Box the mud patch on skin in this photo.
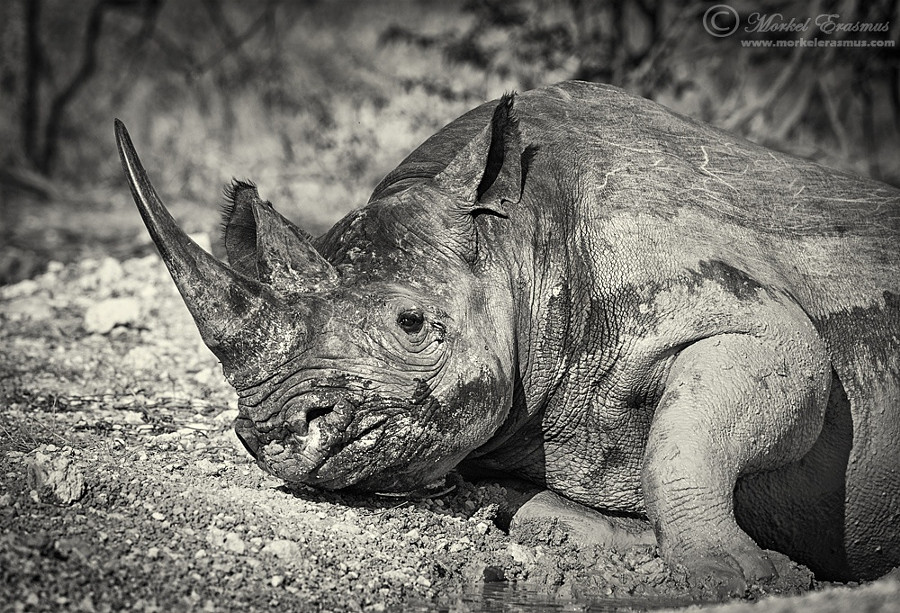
[695,260,767,301]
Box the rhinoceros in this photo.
[115,80,900,590]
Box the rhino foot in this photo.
[672,544,776,598]
[508,489,655,550]
[669,540,814,599]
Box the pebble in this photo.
[415,576,431,588]
[24,447,86,505]
[223,532,246,554]
[403,527,420,540]
[122,346,160,371]
[262,539,302,560]
[207,526,226,547]
[506,542,537,565]
[0,295,54,321]
[1,278,40,299]
[83,297,141,334]
[332,521,362,536]
[213,409,239,425]
[194,459,220,475]
[95,257,125,286]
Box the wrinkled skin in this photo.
[116,81,900,592]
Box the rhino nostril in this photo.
[285,403,335,436]
[306,406,333,424]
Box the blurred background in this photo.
[1,0,898,284]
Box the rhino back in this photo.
[373,80,899,392]
[378,81,898,238]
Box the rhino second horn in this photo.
[223,180,338,293]
[114,119,290,377]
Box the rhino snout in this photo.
[233,392,365,485]
[233,392,356,460]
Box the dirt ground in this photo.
[2,249,900,612]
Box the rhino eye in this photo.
[397,310,425,334]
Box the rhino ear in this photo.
[222,180,260,278]
[435,92,524,213]
[222,181,337,293]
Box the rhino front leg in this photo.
[642,328,831,594]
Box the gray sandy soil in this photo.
[2,253,898,612]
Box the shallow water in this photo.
[410,583,706,612]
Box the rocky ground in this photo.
[2,249,899,612]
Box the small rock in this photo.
[506,542,537,566]
[207,526,226,548]
[224,429,247,455]
[194,367,222,387]
[331,521,362,536]
[122,346,160,371]
[152,512,165,521]
[24,448,85,505]
[0,295,53,321]
[261,539,301,560]
[270,575,285,588]
[83,297,141,334]
[146,547,159,559]
[53,537,90,561]
[213,409,239,425]
[120,411,145,425]
[403,528,421,542]
[194,458,220,476]
[449,538,471,553]
[1,278,40,299]
[223,532,246,554]
[474,522,489,535]
[95,257,125,286]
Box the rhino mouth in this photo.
[234,400,401,489]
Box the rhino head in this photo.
[115,95,527,493]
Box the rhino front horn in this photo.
[114,119,299,385]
